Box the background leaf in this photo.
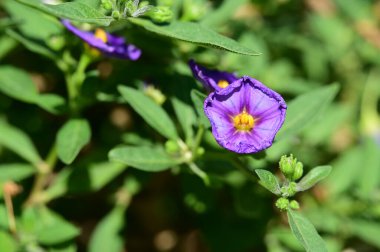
[56,119,91,165]
[118,86,178,140]
[287,209,328,252]
[190,89,210,128]
[171,97,196,145]
[276,84,340,141]
[0,120,41,164]
[109,145,181,172]
[88,206,125,252]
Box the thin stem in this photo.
[25,145,57,206]
[188,162,210,186]
[191,125,204,157]
[3,188,16,234]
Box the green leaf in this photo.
[6,29,58,60]
[89,206,125,252]
[109,145,181,172]
[190,89,210,128]
[0,163,36,182]
[48,243,77,252]
[171,97,196,144]
[0,230,18,252]
[0,35,17,60]
[287,209,328,252]
[44,162,126,201]
[118,86,178,140]
[56,119,91,165]
[323,146,363,196]
[36,94,67,115]
[0,120,42,164]
[15,0,112,26]
[255,169,280,195]
[20,206,80,245]
[3,0,62,40]
[350,219,380,248]
[297,166,332,192]
[356,137,380,199]
[276,84,340,141]
[0,66,39,103]
[128,18,259,56]
[201,0,248,28]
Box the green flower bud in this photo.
[148,6,173,23]
[47,35,65,51]
[279,154,296,178]
[165,140,180,154]
[101,0,113,11]
[112,10,121,19]
[196,147,205,157]
[289,200,300,210]
[292,162,303,181]
[275,197,289,211]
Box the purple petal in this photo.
[189,60,239,92]
[62,20,141,60]
[204,76,287,154]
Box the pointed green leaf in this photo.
[190,89,210,128]
[109,146,181,172]
[0,230,18,252]
[255,169,280,195]
[297,166,332,192]
[129,18,260,56]
[56,119,91,165]
[118,86,178,140]
[36,94,66,115]
[15,0,112,26]
[0,121,42,164]
[287,209,328,252]
[171,97,196,144]
[89,207,125,252]
[350,219,380,248]
[0,66,38,103]
[0,163,36,182]
[36,207,80,245]
[276,84,340,141]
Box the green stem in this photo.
[25,145,57,206]
[188,162,210,186]
[191,125,204,157]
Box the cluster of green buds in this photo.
[255,154,332,212]
[100,0,173,23]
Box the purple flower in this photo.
[204,76,287,154]
[189,60,238,92]
[62,20,141,60]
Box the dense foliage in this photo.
[0,0,380,251]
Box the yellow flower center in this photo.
[217,80,229,88]
[233,110,255,131]
[94,28,108,43]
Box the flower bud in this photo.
[165,140,180,154]
[287,182,297,197]
[101,0,113,11]
[196,147,205,157]
[292,162,303,181]
[289,200,300,210]
[275,197,289,211]
[112,10,121,19]
[148,6,173,23]
[279,154,296,178]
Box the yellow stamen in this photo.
[233,110,255,131]
[94,28,108,43]
[217,80,229,88]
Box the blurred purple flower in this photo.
[62,20,141,60]
[204,76,287,153]
[189,60,238,92]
